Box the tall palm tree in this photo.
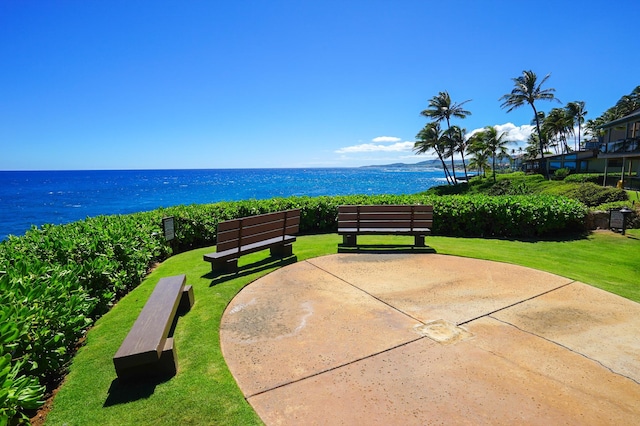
[421,91,472,130]
[499,70,559,170]
[421,91,471,183]
[566,101,587,150]
[414,122,453,185]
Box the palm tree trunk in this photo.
[435,150,453,185]
[531,103,548,178]
[450,156,457,184]
[461,153,469,180]
[492,154,497,182]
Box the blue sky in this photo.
[1,0,638,170]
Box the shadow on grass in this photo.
[104,374,173,407]
[337,244,437,254]
[204,255,298,286]
[456,231,593,244]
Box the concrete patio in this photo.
[220,254,640,425]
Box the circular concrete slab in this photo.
[220,254,640,425]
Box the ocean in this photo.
[0,168,446,240]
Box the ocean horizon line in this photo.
[0,162,444,173]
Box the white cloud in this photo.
[467,123,535,142]
[335,141,414,153]
[371,136,402,143]
[335,136,413,154]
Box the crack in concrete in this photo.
[245,335,427,399]
[457,280,576,326]
[488,315,640,386]
[305,259,427,326]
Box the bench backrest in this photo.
[216,209,301,253]
[338,205,433,231]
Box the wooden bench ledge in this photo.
[113,274,194,380]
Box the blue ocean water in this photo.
[0,168,446,240]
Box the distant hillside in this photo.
[362,159,463,169]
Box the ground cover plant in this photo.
[42,230,640,425]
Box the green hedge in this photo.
[565,172,638,184]
[0,194,587,423]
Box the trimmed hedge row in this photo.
[0,194,587,423]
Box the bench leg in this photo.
[342,234,357,247]
[414,235,425,247]
[212,258,238,273]
[179,285,194,314]
[157,337,178,376]
[270,243,293,258]
[114,338,178,382]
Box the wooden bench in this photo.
[338,205,433,248]
[203,209,300,273]
[113,274,194,381]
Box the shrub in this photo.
[565,173,602,184]
[553,168,571,180]
[544,182,628,207]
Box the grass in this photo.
[44,230,640,425]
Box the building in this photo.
[597,108,640,189]
[521,108,640,189]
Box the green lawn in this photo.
[44,230,640,425]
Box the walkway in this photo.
[220,254,640,425]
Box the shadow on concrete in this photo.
[204,255,298,286]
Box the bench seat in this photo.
[113,274,194,381]
[203,235,296,271]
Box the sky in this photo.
[1,0,639,170]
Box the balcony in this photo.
[599,138,640,155]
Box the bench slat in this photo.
[113,275,186,371]
[338,227,431,235]
[339,205,433,213]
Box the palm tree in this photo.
[482,126,512,182]
[566,101,587,150]
[414,122,453,185]
[421,91,472,183]
[543,107,573,154]
[467,133,490,178]
[421,91,472,130]
[448,126,470,181]
[499,70,559,172]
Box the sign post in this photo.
[162,217,176,241]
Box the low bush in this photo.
[0,193,588,424]
[553,168,571,180]
[564,173,602,184]
[543,182,628,207]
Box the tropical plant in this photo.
[443,126,470,182]
[500,70,560,169]
[467,131,491,178]
[566,101,587,150]
[543,107,574,154]
[420,91,472,183]
[414,122,453,185]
